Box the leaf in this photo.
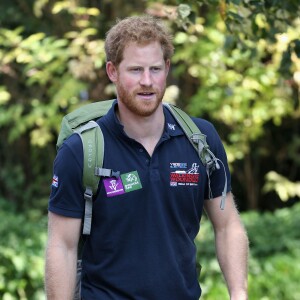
[177,4,191,19]
[219,0,227,20]
[21,32,45,46]
[0,88,11,104]
[81,28,98,37]
[52,0,69,14]
[263,171,300,201]
[87,8,100,16]
[227,11,244,23]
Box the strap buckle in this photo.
[84,187,93,201]
[94,167,120,178]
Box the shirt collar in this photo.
[163,104,185,137]
[99,100,185,139]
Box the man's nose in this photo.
[139,70,152,86]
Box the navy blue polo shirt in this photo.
[49,101,231,300]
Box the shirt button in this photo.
[139,148,143,153]
[146,159,149,165]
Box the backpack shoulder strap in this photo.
[75,120,120,235]
[164,103,227,209]
[164,103,212,167]
[56,100,116,235]
[75,121,104,235]
[56,99,115,149]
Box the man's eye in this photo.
[131,68,142,72]
[152,67,161,72]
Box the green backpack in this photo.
[57,99,227,235]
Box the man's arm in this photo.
[45,212,82,300]
[204,192,249,300]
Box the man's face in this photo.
[107,41,170,117]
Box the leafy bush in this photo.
[0,199,47,300]
[196,203,300,299]
[248,250,300,299]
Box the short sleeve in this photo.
[48,134,85,218]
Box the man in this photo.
[45,15,248,299]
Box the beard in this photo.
[116,81,166,117]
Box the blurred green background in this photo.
[0,0,299,299]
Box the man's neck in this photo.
[117,104,165,156]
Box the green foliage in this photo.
[248,250,300,300]
[263,171,300,202]
[197,203,300,299]
[224,0,300,43]
[0,0,107,208]
[244,203,300,257]
[0,10,104,146]
[173,4,298,153]
[0,199,46,300]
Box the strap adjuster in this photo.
[84,187,93,201]
[95,167,120,178]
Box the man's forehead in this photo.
[121,41,165,64]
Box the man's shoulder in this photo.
[57,133,83,162]
[61,132,82,148]
[190,117,224,150]
[191,117,216,135]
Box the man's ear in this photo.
[165,59,171,76]
[106,61,118,82]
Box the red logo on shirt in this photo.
[170,172,199,183]
[169,163,200,187]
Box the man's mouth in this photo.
[137,92,154,96]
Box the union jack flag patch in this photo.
[52,175,58,188]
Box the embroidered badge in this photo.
[103,177,125,197]
[170,163,200,187]
[170,163,187,169]
[103,171,142,197]
[52,175,58,188]
[121,171,142,192]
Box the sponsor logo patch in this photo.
[121,171,142,193]
[103,177,125,197]
[170,163,187,169]
[170,163,200,187]
[103,171,142,197]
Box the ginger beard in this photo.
[115,79,166,117]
